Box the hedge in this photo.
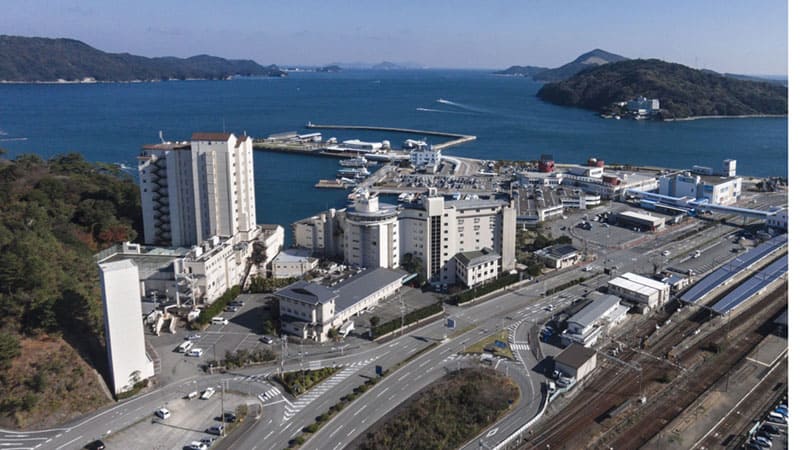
[371,302,443,338]
[544,277,588,296]
[196,286,242,326]
[447,273,518,305]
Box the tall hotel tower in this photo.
[138,133,258,247]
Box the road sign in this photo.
[494,340,507,349]
[445,318,456,329]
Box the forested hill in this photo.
[0,153,142,427]
[536,59,788,119]
[0,35,286,82]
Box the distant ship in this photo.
[337,167,370,178]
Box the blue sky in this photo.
[3,0,788,74]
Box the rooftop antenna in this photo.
[158,130,166,144]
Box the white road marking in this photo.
[487,427,499,437]
[354,405,367,416]
[347,428,356,437]
[376,387,389,398]
[398,373,410,381]
[54,436,83,450]
[330,425,343,437]
[262,430,274,441]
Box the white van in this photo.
[185,390,198,400]
[188,348,204,357]
[176,341,193,353]
[211,317,229,325]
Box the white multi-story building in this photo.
[99,259,155,394]
[272,248,319,279]
[658,173,742,206]
[453,248,501,288]
[292,193,517,286]
[409,144,442,170]
[343,191,400,269]
[138,133,258,247]
[399,195,516,285]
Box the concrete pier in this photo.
[306,123,476,150]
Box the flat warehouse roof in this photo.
[555,344,596,369]
[621,272,668,291]
[609,278,658,297]
[619,211,665,224]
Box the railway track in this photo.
[516,282,787,450]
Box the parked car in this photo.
[211,317,229,325]
[185,390,198,400]
[661,250,671,257]
[200,387,215,400]
[260,336,274,344]
[186,441,209,450]
[185,333,202,341]
[222,411,237,422]
[155,408,171,419]
[206,424,225,435]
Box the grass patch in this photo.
[351,367,519,450]
[464,330,514,360]
[275,367,339,397]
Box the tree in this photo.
[250,241,268,266]
[0,332,21,369]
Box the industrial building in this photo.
[565,293,630,347]
[99,260,155,394]
[554,344,597,382]
[453,248,501,288]
[293,192,516,286]
[612,211,666,232]
[535,244,582,269]
[608,272,670,309]
[276,268,407,342]
[766,208,787,230]
[272,249,319,279]
[138,133,259,247]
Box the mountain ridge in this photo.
[0,35,286,82]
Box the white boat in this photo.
[339,156,369,167]
[338,167,370,178]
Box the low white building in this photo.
[625,96,660,115]
[565,293,630,347]
[608,272,670,309]
[554,344,597,382]
[262,224,285,265]
[276,268,407,342]
[453,248,501,288]
[614,211,666,232]
[766,208,787,230]
[99,259,155,394]
[535,244,582,269]
[272,249,319,279]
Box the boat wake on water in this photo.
[0,137,28,142]
[435,98,492,114]
[415,107,474,115]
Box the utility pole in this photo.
[400,293,406,336]
[220,380,225,437]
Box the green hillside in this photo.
[536,58,788,119]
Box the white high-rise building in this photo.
[99,259,154,394]
[138,133,258,247]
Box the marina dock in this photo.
[305,123,477,151]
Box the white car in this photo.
[211,317,229,325]
[188,348,204,357]
[661,250,671,257]
[187,442,208,450]
[200,387,216,400]
[155,408,170,419]
[582,266,594,272]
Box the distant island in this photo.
[536,58,788,120]
[495,49,627,81]
[0,35,287,83]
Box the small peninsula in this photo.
[0,35,286,82]
[536,58,788,119]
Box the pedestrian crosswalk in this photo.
[509,343,529,351]
[232,372,271,383]
[443,353,479,362]
[258,386,282,403]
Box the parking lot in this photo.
[148,294,276,384]
[104,390,251,450]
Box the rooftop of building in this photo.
[608,277,659,297]
[141,141,191,151]
[275,281,337,306]
[554,343,596,369]
[273,248,316,264]
[618,210,665,222]
[454,248,500,267]
[697,174,741,185]
[568,293,622,329]
[539,243,580,258]
[620,272,669,290]
[332,268,407,315]
[98,258,137,273]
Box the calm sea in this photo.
[0,70,787,243]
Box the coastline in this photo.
[663,114,787,122]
